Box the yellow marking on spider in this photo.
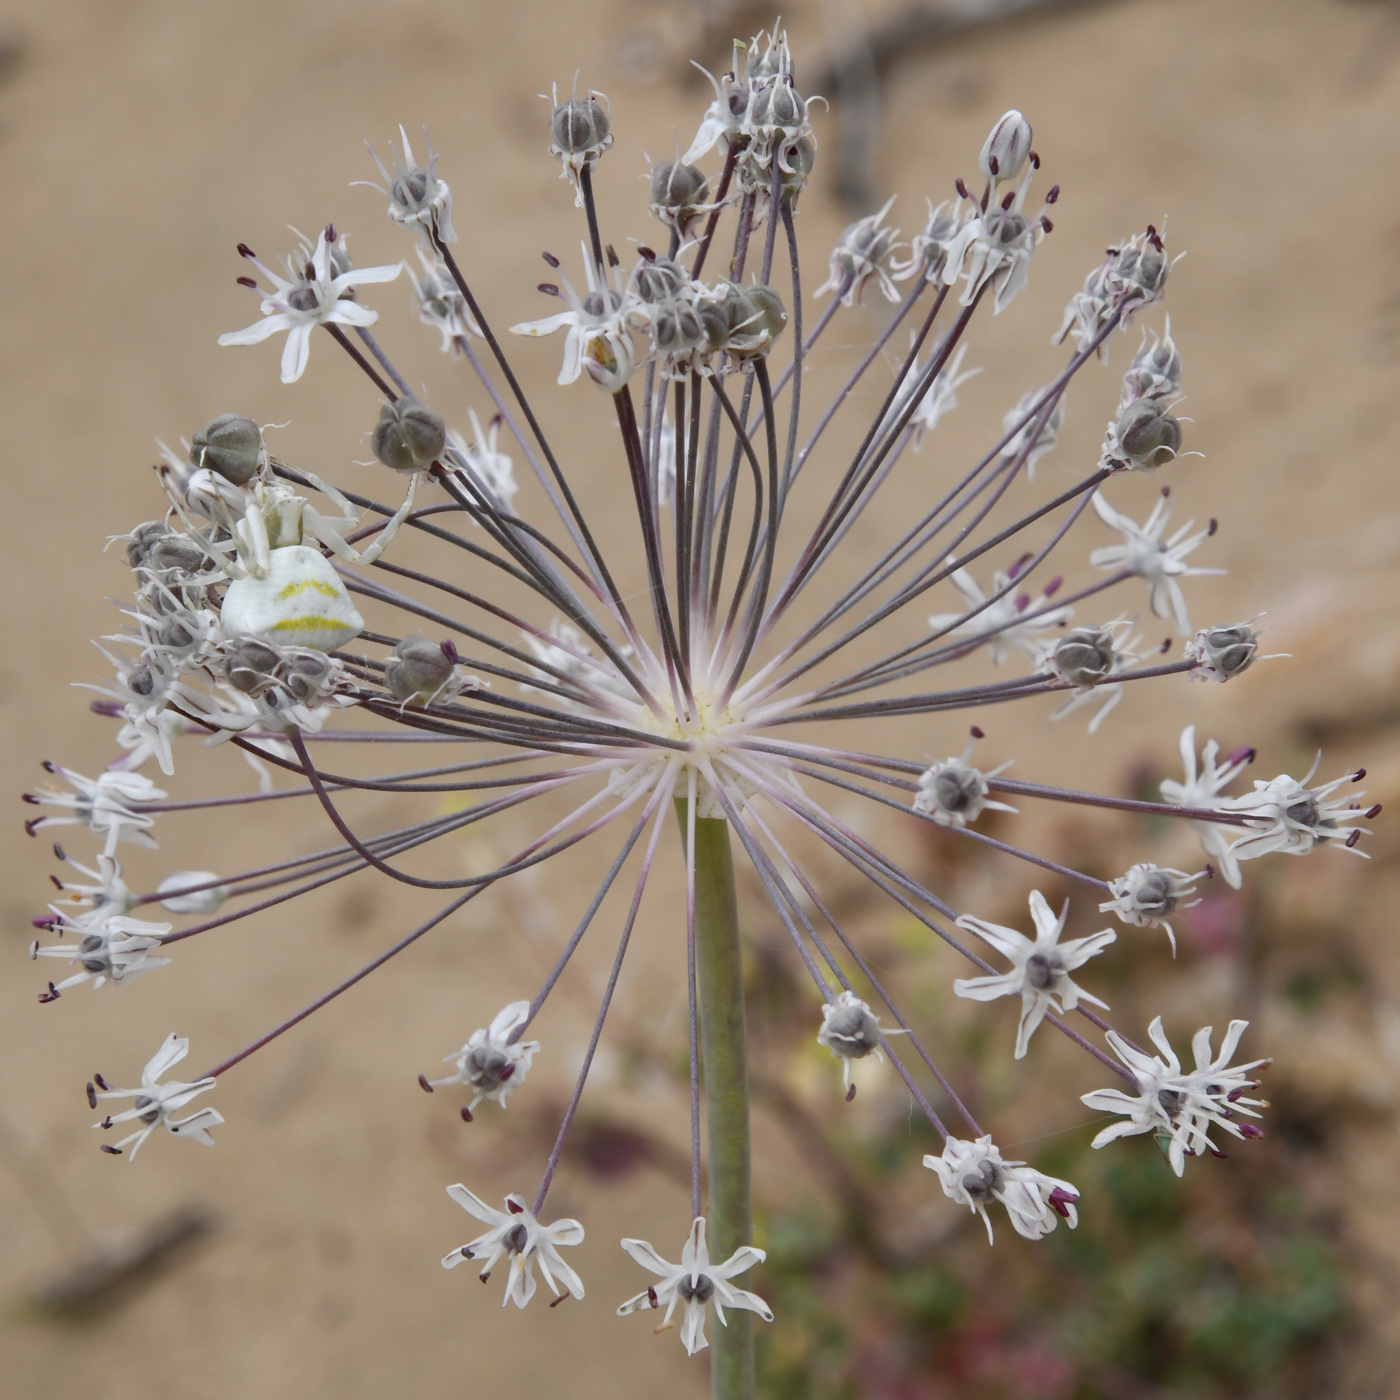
[275,578,340,600]
[268,617,349,634]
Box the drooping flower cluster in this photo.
[26,25,1375,1367]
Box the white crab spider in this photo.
[157,446,421,652]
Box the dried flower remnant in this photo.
[27,26,1374,1376]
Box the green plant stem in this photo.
[683,806,754,1400]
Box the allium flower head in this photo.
[28,50,1374,1365]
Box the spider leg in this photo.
[305,471,420,566]
[153,463,243,578]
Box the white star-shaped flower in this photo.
[954,890,1115,1059]
[927,564,1073,667]
[24,765,165,856]
[1090,490,1221,635]
[1081,1017,1269,1176]
[32,910,171,993]
[617,1216,772,1355]
[446,410,517,515]
[941,160,1049,314]
[885,342,982,449]
[923,1135,1079,1243]
[441,1185,584,1310]
[218,228,403,384]
[424,1000,539,1114]
[91,1033,222,1159]
[1159,726,1254,887]
[1220,762,1371,868]
[1001,388,1065,479]
[510,245,639,393]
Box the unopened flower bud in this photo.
[1050,626,1117,686]
[385,634,457,703]
[372,398,446,473]
[190,413,263,486]
[751,80,805,131]
[979,110,1033,183]
[550,95,610,156]
[1113,399,1181,469]
[224,635,281,693]
[158,872,229,915]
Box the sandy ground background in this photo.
[2,0,1400,1395]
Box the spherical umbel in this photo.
[190,413,263,485]
[371,398,446,474]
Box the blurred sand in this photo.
[2,0,1400,1395]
